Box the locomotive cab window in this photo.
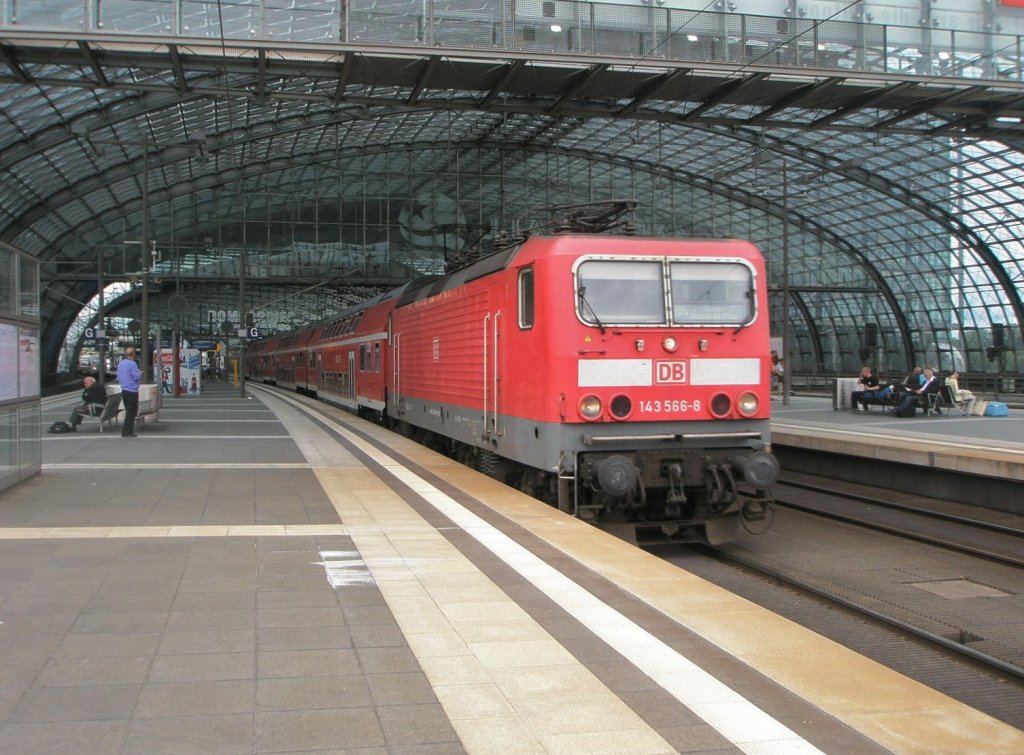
[518,267,534,329]
[576,260,666,325]
[669,262,754,326]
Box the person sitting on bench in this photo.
[902,366,924,391]
[851,366,880,412]
[945,371,976,415]
[69,376,107,431]
[892,367,937,417]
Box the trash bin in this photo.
[833,377,858,410]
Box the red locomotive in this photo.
[247,204,778,544]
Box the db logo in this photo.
[655,360,687,384]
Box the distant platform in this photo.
[770,396,1024,513]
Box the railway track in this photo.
[694,475,1024,690]
[708,542,1024,683]
[655,471,1024,725]
[774,476,1024,569]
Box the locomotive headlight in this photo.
[737,392,759,416]
[662,336,678,353]
[579,394,602,420]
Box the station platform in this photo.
[770,396,1024,512]
[2,384,1023,753]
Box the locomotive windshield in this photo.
[576,261,666,325]
[670,262,753,325]
[576,258,754,327]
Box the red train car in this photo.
[246,335,280,384]
[301,288,404,412]
[250,228,778,544]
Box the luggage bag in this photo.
[984,401,1008,417]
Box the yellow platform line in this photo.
[0,524,348,539]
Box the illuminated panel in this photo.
[578,359,652,387]
[689,358,760,385]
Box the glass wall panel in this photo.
[0,322,15,402]
[0,253,12,313]
[0,407,15,491]
[0,242,41,494]
[19,325,40,398]
[19,255,39,318]
[18,403,40,480]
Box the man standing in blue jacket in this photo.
[116,346,142,438]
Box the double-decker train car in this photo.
[245,335,280,384]
[299,288,403,411]
[248,223,778,544]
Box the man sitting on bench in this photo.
[851,366,880,412]
[892,367,937,417]
[68,376,107,431]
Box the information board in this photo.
[18,327,39,398]
[0,323,16,401]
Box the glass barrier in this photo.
[1,1,1020,83]
[0,242,41,494]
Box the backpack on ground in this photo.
[895,402,917,418]
[47,421,72,434]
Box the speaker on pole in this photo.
[864,322,878,348]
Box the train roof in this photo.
[394,234,762,308]
[247,233,762,349]
[396,244,523,307]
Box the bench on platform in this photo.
[861,385,942,416]
[860,391,898,412]
[112,383,161,432]
[81,393,123,432]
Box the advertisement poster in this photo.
[19,327,39,398]
[155,348,202,397]
[0,323,16,401]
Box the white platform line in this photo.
[44,435,292,441]
[49,463,314,470]
[143,418,279,422]
[317,420,823,754]
[389,463,821,752]
[315,550,376,587]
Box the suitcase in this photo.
[984,401,1008,417]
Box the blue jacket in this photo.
[117,356,142,392]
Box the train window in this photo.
[669,262,754,325]
[576,260,665,325]
[518,267,534,329]
[374,342,381,373]
[359,344,367,371]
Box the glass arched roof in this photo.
[1,2,1023,380]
